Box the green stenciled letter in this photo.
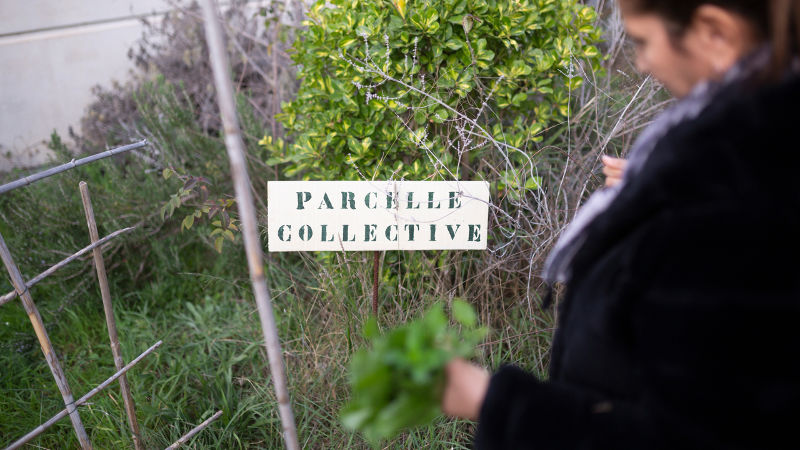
[446,224,461,240]
[427,192,441,209]
[364,192,378,209]
[448,192,462,209]
[429,224,437,241]
[277,225,291,241]
[468,224,481,242]
[404,224,420,241]
[342,224,356,242]
[321,224,335,242]
[386,192,397,209]
[341,192,356,209]
[297,192,312,210]
[298,225,313,241]
[318,193,334,209]
[385,224,398,241]
[407,192,421,209]
[364,224,378,241]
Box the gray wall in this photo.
[0,1,176,170]
[0,0,268,171]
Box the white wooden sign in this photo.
[267,181,490,252]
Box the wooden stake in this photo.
[79,182,143,450]
[0,231,93,449]
[4,340,162,450]
[198,2,300,449]
[372,251,380,316]
[164,410,224,450]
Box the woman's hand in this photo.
[442,358,490,421]
[601,155,628,187]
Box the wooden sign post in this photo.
[267,181,490,314]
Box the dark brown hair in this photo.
[621,0,800,76]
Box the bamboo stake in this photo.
[0,226,136,307]
[4,340,162,450]
[198,1,300,449]
[0,231,93,449]
[79,182,143,450]
[164,410,224,449]
[0,140,147,195]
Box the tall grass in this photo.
[0,1,668,448]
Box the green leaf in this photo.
[214,236,224,253]
[424,7,440,31]
[364,317,381,339]
[451,299,477,327]
[444,39,463,50]
[392,0,407,19]
[525,176,542,190]
[361,137,372,153]
[340,407,372,431]
[181,214,194,231]
[567,76,583,90]
[347,135,361,152]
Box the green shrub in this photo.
[274,0,604,181]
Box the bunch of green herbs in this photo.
[341,300,487,443]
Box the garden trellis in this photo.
[0,142,221,449]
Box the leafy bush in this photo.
[275,0,604,181]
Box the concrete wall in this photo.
[0,0,267,171]
[0,0,176,170]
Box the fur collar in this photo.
[544,48,798,288]
[564,72,800,288]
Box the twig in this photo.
[0,227,136,307]
[79,182,143,450]
[0,140,147,195]
[372,251,380,316]
[0,231,93,449]
[198,2,300,449]
[4,341,163,450]
[164,410,224,449]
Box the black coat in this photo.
[475,74,800,449]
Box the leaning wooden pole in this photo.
[0,140,147,195]
[164,410,224,450]
[79,182,143,450]
[0,231,93,449]
[198,1,300,449]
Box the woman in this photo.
[443,1,800,449]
